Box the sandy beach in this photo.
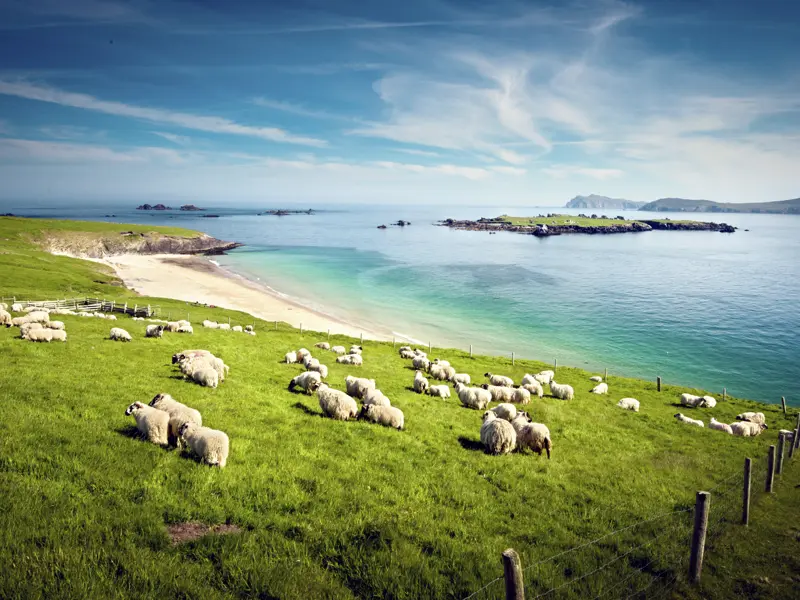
[90,253,391,340]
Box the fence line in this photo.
[11,296,155,318]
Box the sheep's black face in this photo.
[125,404,136,416]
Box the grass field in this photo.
[497,214,635,227]
[1,217,797,599]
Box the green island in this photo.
[1,217,797,599]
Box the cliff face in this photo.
[566,195,646,209]
[42,232,242,258]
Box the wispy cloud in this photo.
[0,138,186,163]
[395,148,441,157]
[0,80,327,147]
[252,97,359,122]
[150,131,191,145]
[276,63,389,75]
[542,165,624,180]
[0,0,151,30]
[0,119,11,135]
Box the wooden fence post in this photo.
[776,435,785,475]
[511,352,515,366]
[689,491,710,583]
[781,396,787,418]
[428,341,432,354]
[723,388,727,401]
[766,445,776,493]
[300,322,303,335]
[275,320,278,330]
[328,329,331,340]
[742,457,751,525]
[604,367,608,381]
[360,333,364,345]
[502,548,524,600]
[657,376,662,392]
[790,431,797,459]
[554,358,557,372]
[794,413,800,451]
[469,344,473,358]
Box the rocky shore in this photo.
[438,217,736,236]
[44,232,242,258]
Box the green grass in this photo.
[498,214,633,227]
[1,217,798,599]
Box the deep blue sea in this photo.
[3,201,798,405]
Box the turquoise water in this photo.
[5,202,799,405]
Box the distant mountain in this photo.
[565,194,646,210]
[640,197,800,214]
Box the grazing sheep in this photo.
[736,412,767,426]
[412,356,431,371]
[430,364,456,381]
[177,324,193,334]
[427,384,451,399]
[591,383,609,394]
[178,354,229,382]
[590,376,603,383]
[521,381,544,398]
[398,345,411,352]
[520,374,538,386]
[730,421,766,437]
[303,356,321,370]
[296,348,312,361]
[165,321,181,332]
[490,403,517,421]
[46,320,65,330]
[549,380,574,401]
[485,373,514,387]
[285,351,298,364]
[172,349,212,364]
[413,370,429,394]
[23,327,54,342]
[25,311,49,324]
[19,322,43,338]
[617,398,640,412]
[336,353,363,366]
[413,349,427,358]
[232,325,243,332]
[534,370,555,385]
[316,383,359,421]
[480,412,517,455]
[49,330,67,342]
[709,418,733,434]
[244,325,254,333]
[106,314,117,321]
[399,349,416,359]
[218,323,231,331]
[190,366,219,388]
[349,345,362,355]
[203,320,219,329]
[432,358,451,368]
[331,345,346,355]
[510,415,552,458]
[145,324,165,338]
[315,342,331,350]
[289,370,322,395]
[109,327,132,342]
[680,393,715,408]
[307,363,329,379]
[345,375,376,399]
[452,373,471,385]
[512,387,531,405]
[360,404,404,430]
[362,388,392,407]
[674,413,704,427]
[125,401,169,445]
[178,422,229,468]
[454,382,491,411]
[482,384,515,403]
[149,393,202,446]
[0,309,11,327]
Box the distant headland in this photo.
[136,204,206,211]
[258,209,315,216]
[566,194,800,214]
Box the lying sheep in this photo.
[549,380,574,401]
[331,345,346,355]
[24,327,55,342]
[149,393,202,446]
[0,309,11,327]
[511,414,552,458]
[218,323,231,331]
[534,370,555,385]
[172,349,212,364]
[285,351,298,364]
[399,349,416,359]
[244,325,254,333]
[345,375,376,399]
[730,421,766,437]
[363,388,392,407]
[244,330,256,336]
[590,376,603,383]
[296,348,312,361]
[490,403,517,422]
[452,373,471,385]
[125,401,169,445]
[413,370,429,394]
[427,384,450,399]
[709,418,733,434]
[617,398,640,412]
[178,422,229,468]
[315,342,331,350]
[349,345,362,355]
[203,320,219,329]
[191,367,219,388]
[316,383,359,421]
[412,356,430,371]
[336,353,363,366]
[360,404,404,430]
[109,327,132,342]
[455,382,491,411]
[736,412,767,426]
[521,381,543,398]
[485,373,514,387]
[430,364,455,381]
[289,371,322,395]
[591,383,608,394]
[482,384,515,403]
[307,363,329,379]
[46,320,65,330]
[177,324,193,334]
[674,413,704,427]
[145,324,165,338]
[232,325,243,332]
[680,393,716,408]
[49,330,67,342]
[480,412,517,455]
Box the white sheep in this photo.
[336,353,363,366]
[106,314,117,321]
[413,370,429,394]
[736,412,767,426]
[432,358,451,368]
[23,327,54,342]
[177,324,193,334]
[303,356,321,370]
[674,413,704,427]
[413,356,431,371]
[413,349,427,357]
[482,384,515,403]
[549,380,574,401]
[285,351,298,364]
[316,383,359,421]
[203,320,219,329]
[315,342,331,350]
[345,375,376,399]
[452,373,471,385]
[709,418,733,434]
[296,348,312,361]
[19,322,43,337]
[521,382,543,399]
[730,421,766,437]
[480,411,517,455]
[430,364,455,381]
[617,398,640,412]
[171,349,212,364]
[218,323,231,331]
[232,325,243,332]
[534,370,555,385]
[145,324,165,338]
[512,387,531,405]
[490,403,517,421]
[178,422,229,467]
[244,330,256,336]
[680,393,716,408]
[307,363,329,379]
[399,349,416,359]
[244,325,254,333]
[49,330,67,342]
[510,414,552,458]
[591,383,609,394]
[331,345,346,355]
[362,388,392,407]
[125,401,169,445]
[0,309,11,327]
[191,367,219,388]
[427,384,451,399]
[25,311,49,324]
[454,382,491,411]
[590,376,603,383]
[46,320,65,330]
[485,373,514,387]
[349,345,362,355]
[360,403,404,430]
[149,393,202,446]
[289,371,322,395]
[0,302,6,310]
[398,345,411,352]
[11,303,23,312]
[178,354,229,382]
[109,327,132,342]
[701,396,717,408]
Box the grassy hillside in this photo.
[640,197,800,213]
[497,214,637,227]
[1,218,798,599]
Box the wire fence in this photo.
[4,296,159,318]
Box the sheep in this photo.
[591,383,609,394]
[172,349,212,364]
[510,415,552,458]
[590,376,603,383]
[349,345,362,355]
[512,387,531,405]
[11,303,23,312]
[432,358,451,368]
[25,311,49,324]
[345,375,376,399]
[46,320,65,330]
[730,421,766,437]
[674,413,704,427]
[244,325,254,333]
[178,354,228,385]
[289,370,322,395]
[362,388,392,407]
[165,321,181,332]
[427,384,451,399]
[0,309,11,327]
[430,364,456,381]
[709,418,733,434]
[244,330,256,336]
[331,345,346,355]
[203,320,219,329]
[0,302,6,310]
[398,345,411,352]
[412,356,431,371]
[177,324,193,334]
[680,393,715,408]
[316,383,359,421]
[19,322,43,338]
[520,374,538,386]
[296,348,312,361]
[191,366,219,388]
[454,382,491,411]
[285,351,298,364]
[534,370,555,385]
[232,325,243,332]
[480,411,517,455]
[521,381,544,398]
[307,363,329,379]
[549,380,574,401]
[218,323,231,331]
[23,328,54,342]
[399,349,416,359]
[178,422,229,467]
[360,404,404,430]
[413,370,429,394]
[413,349,427,357]
[617,398,640,412]
[482,384,515,403]
[490,403,517,421]
[149,393,202,446]
[106,314,117,321]
[736,412,767,426]
[49,330,67,342]
[125,401,169,445]
[336,353,363,366]
[315,342,331,350]
[701,396,717,408]
[145,324,165,338]
[452,373,471,385]
[485,373,514,387]
[109,327,132,342]
[303,356,321,370]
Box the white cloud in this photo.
[0,138,187,164]
[0,80,327,147]
[151,131,191,145]
[395,148,441,157]
[252,97,358,122]
[542,165,624,180]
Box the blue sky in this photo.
[0,0,798,205]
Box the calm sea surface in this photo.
[3,201,799,405]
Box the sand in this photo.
[89,254,390,340]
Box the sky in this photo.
[0,0,799,205]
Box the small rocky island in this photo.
[179,204,205,211]
[377,220,412,229]
[136,203,172,211]
[439,214,736,237]
[259,209,315,216]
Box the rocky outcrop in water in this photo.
[439,218,736,236]
[180,204,205,211]
[259,209,315,216]
[136,203,172,211]
[43,232,242,258]
[639,220,736,233]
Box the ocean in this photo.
[3,201,798,405]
